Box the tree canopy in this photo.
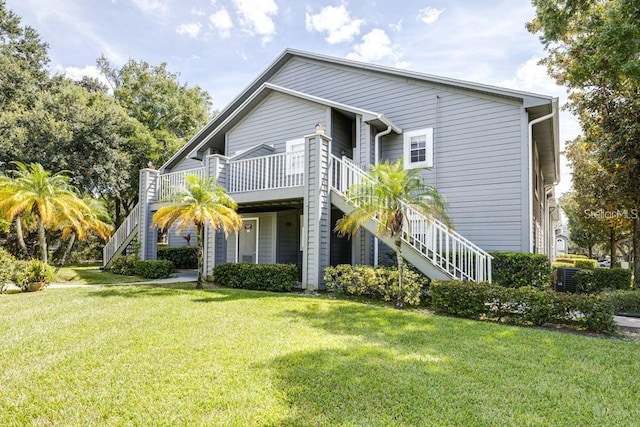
[529,0,640,284]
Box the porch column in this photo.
[138,168,159,260]
[302,132,332,290]
[203,154,228,277]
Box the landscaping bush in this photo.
[490,252,551,288]
[133,260,174,279]
[213,263,298,292]
[551,261,574,269]
[430,280,617,333]
[324,264,428,306]
[574,259,597,270]
[605,290,640,315]
[554,257,576,265]
[11,260,56,292]
[575,268,632,293]
[0,248,16,293]
[108,254,138,276]
[562,254,589,259]
[157,246,197,269]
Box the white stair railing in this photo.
[103,203,140,267]
[330,155,492,283]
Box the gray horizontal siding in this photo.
[227,91,327,155]
[170,157,202,173]
[270,57,526,252]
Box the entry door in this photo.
[238,218,258,263]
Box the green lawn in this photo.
[55,264,146,285]
[1,284,638,426]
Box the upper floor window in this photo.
[403,128,433,169]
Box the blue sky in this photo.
[7,0,578,193]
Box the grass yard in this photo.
[55,264,146,285]
[1,284,639,426]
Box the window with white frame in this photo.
[286,138,305,175]
[403,128,433,169]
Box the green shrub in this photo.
[430,280,617,334]
[157,246,197,269]
[605,290,640,314]
[324,264,428,306]
[213,263,298,292]
[551,261,574,269]
[490,252,551,289]
[0,248,16,293]
[555,258,576,265]
[12,260,56,292]
[108,255,138,276]
[575,268,632,293]
[562,254,589,259]
[574,259,597,270]
[133,260,174,279]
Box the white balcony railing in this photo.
[226,151,304,193]
[103,203,139,267]
[157,168,206,201]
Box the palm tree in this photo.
[152,174,242,288]
[335,160,449,308]
[56,196,113,268]
[0,162,91,264]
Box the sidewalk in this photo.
[46,269,198,289]
[614,315,640,329]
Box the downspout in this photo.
[373,124,394,266]
[527,100,557,253]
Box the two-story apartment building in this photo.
[104,48,560,289]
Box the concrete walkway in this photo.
[46,269,198,289]
[614,315,640,329]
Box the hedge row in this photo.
[157,246,198,269]
[554,257,597,270]
[212,263,298,292]
[108,255,174,279]
[574,268,632,293]
[490,252,551,289]
[430,280,617,334]
[324,264,429,306]
[606,290,640,315]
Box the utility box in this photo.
[554,267,581,293]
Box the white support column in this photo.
[203,154,228,277]
[138,168,159,260]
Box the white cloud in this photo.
[389,19,403,32]
[59,65,111,90]
[305,4,363,44]
[130,0,168,15]
[210,8,233,39]
[176,22,202,38]
[500,57,561,95]
[191,7,205,16]
[417,6,444,24]
[347,28,408,68]
[232,0,278,44]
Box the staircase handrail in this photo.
[329,155,492,283]
[103,203,140,267]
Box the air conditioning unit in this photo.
[554,267,581,293]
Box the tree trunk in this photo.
[115,198,122,228]
[634,215,640,289]
[588,245,593,259]
[609,228,617,269]
[14,216,29,257]
[196,223,204,289]
[57,233,76,272]
[37,215,47,264]
[395,237,405,309]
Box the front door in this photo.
[238,218,258,263]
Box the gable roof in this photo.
[163,48,557,172]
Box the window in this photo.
[286,138,305,175]
[403,128,433,169]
